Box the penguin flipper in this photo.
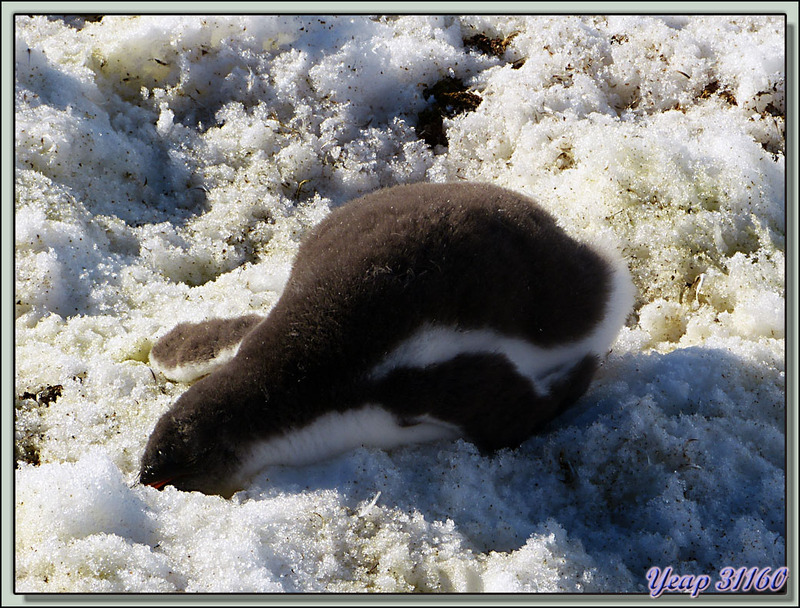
[150,314,264,383]
[369,352,598,452]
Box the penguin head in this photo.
[139,386,246,497]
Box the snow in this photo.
[12,14,787,595]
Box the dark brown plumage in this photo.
[140,182,631,495]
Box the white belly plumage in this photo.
[237,406,461,481]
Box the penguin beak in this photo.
[147,477,175,490]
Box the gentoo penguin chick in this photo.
[140,182,634,496]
